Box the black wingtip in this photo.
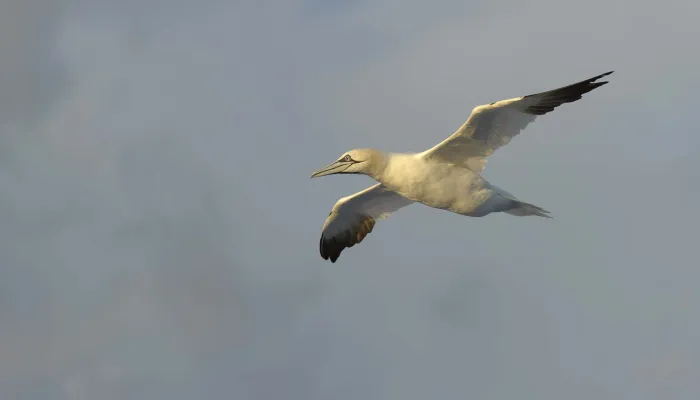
[521,70,614,115]
[590,81,609,90]
[319,235,344,263]
[319,236,329,261]
[590,71,614,83]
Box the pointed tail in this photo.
[504,200,553,218]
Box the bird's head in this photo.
[311,148,384,179]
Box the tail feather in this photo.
[504,200,552,218]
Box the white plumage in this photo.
[312,71,613,262]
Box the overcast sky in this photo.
[2,0,700,399]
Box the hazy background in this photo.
[2,0,699,399]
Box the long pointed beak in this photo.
[310,161,351,179]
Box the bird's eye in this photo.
[343,155,351,161]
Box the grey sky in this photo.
[1,0,699,399]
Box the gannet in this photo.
[312,71,613,262]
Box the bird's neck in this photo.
[370,152,418,185]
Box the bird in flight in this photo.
[311,71,613,262]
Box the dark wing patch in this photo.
[320,215,376,263]
[522,71,613,115]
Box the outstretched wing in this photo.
[422,71,613,172]
[319,184,413,263]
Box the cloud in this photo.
[2,0,700,399]
[0,2,248,398]
[0,0,67,127]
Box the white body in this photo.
[376,153,501,217]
